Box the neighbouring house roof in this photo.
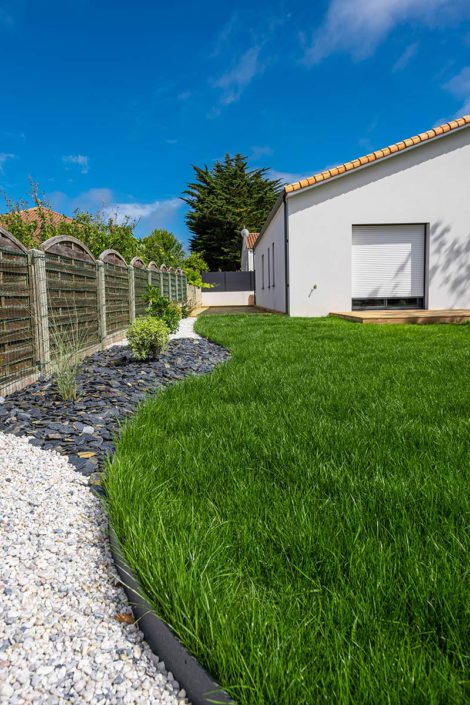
[246,232,260,249]
[284,115,470,194]
[1,206,74,228]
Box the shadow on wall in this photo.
[428,221,470,305]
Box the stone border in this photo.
[109,524,235,705]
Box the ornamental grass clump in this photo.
[127,317,169,360]
[48,312,91,401]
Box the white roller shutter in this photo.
[352,224,425,298]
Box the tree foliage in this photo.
[140,228,185,268]
[183,252,210,288]
[1,181,210,286]
[183,154,281,270]
[1,182,141,261]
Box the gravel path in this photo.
[170,318,200,340]
[0,432,188,705]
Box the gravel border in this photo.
[0,318,231,704]
[0,432,188,704]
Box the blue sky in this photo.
[1,0,469,249]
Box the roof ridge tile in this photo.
[284,114,470,194]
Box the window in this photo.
[272,243,275,287]
[261,254,265,289]
[352,297,424,310]
[267,248,271,288]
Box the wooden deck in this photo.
[329,309,470,325]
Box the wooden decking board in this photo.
[329,309,470,325]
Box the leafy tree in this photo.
[68,211,141,261]
[183,154,281,270]
[182,252,210,288]
[140,228,185,268]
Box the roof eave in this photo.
[284,119,470,199]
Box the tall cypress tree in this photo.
[183,154,281,270]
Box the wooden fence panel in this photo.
[45,252,99,351]
[134,267,148,316]
[161,271,170,299]
[0,248,36,387]
[104,262,130,334]
[169,272,177,301]
[180,275,188,302]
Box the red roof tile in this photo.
[246,232,260,249]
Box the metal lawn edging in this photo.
[108,523,235,705]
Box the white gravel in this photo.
[169,317,200,340]
[0,432,189,705]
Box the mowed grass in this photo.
[106,315,470,704]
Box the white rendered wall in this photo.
[241,242,254,271]
[254,202,286,312]
[286,127,470,316]
[201,290,254,306]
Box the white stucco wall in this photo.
[240,246,254,271]
[201,290,254,306]
[254,201,286,312]
[286,126,470,316]
[241,242,254,271]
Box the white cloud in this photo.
[213,46,263,106]
[302,0,468,64]
[48,188,183,236]
[0,152,15,173]
[268,169,307,184]
[444,66,470,116]
[101,197,182,225]
[392,42,418,72]
[210,12,240,58]
[63,154,90,174]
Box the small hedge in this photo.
[143,286,182,332]
[127,317,169,360]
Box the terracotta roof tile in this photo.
[284,114,470,194]
[246,232,260,249]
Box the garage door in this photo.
[352,224,425,303]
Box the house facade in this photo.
[254,115,470,316]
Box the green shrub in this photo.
[143,286,182,332]
[127,317,169,360]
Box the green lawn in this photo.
[106,315,470,705]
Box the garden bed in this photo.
[0,337,229,481]
[106,315,470,705]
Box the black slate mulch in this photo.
[0,339,229,481]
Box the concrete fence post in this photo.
[128,266,136,323]
[96,260,107,346]
[30,249,50,371]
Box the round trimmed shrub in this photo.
[127,317,169,360]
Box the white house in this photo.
[240,230,260,271]
[254,115,470,316]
